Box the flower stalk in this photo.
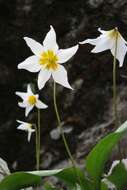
[53,82,76,167]
[112,28,122,160]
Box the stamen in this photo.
[39,50,58,70]
[28,95,36,105]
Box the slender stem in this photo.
[113,29,118,129]
[53,82,76,167]
[37,109,41,170]
[113,28,122,160]
[34,124,39,170]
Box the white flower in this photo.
[80,27,127,67]
[16,84,48,117]
[18,25,79,89]
[17,120,35,142]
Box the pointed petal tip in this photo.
[79,40,89,45]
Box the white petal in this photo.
[27,84,33,95]
[80,34,114,53]
[91,35,114,53]
[36,100,48,109]
[27,129,35,142]
[18,102,27,108]
[38,69,51,90]
[17,120,25,124]
[16,92,27,100]
[57,45,79,64]
[18,56,41,73]
[43,25,58,51]
[52,65,73,89]
[25,105,34,117]
[111,34,127,67]
[24,37,44,56]
[17,124,27,131]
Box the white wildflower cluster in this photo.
[15,25,127,142]
[16,25,79,141]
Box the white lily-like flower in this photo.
[18,25,79,89]
[16,84,48,117]
[80,27,127,67]
[17,120,35,142]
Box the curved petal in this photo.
[24,37,44,57]
[27,129,35,142]
[57,45,79,64]
[52,65,73,89]
[18,102,27,108]
[36,100,48,109]
[111,35,127,67]
[27,84,33,95]
[38,69,51,90]
[43,25,58,51]
[15,92,27,100]
[18,56,41,73]
[91,35,114,53]
[25,105,34,117]
[17,124,26,130]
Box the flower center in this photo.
[108,28,119,39]
[28,95,36,105]
[27,124,32,129]
[39,50,58,70]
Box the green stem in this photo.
[53,82,83,189]
[53,82,76,167]
[37,109,41,170]
[113,28,122,160]
[113,29,118,129]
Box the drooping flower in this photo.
[80,27,127,67]
[16,84,48,117]
[17,120,35,142]
[18,25,79,89]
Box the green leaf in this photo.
[86,120,127,190]
[31,167,94,190]
[107,161,127,190]
[0,172,41,190]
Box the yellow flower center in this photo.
[108,28,119,39]
[28,95,36,105]
[39,50,58,70]
[27,124,32,129]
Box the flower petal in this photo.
[18,102,27,108]
[25,105,34,117]
[57,45,79,64]
[111,34,127,67]
[27,84,33,95]
[38,69,51,90]
[24,37,44,56]
[16,92,27,100]
[36,100,48,109]
[28,129,35,142]
[80,34,114,53]
[52,65,73,89]
[17,124,27,130]
[18,55,41,73]
[43,25,58,51]
[91,35,114,53]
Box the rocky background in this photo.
[0,0,127,175]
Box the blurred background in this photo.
[0,0,127,173]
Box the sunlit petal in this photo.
[52,65,73,89]
[57,45,79,63]
[25,105,34,117]
[43,25,58,51]
[36,100,48,109]
[18,56,41,72]
[24,37,44,56]
[38,69,51,90]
